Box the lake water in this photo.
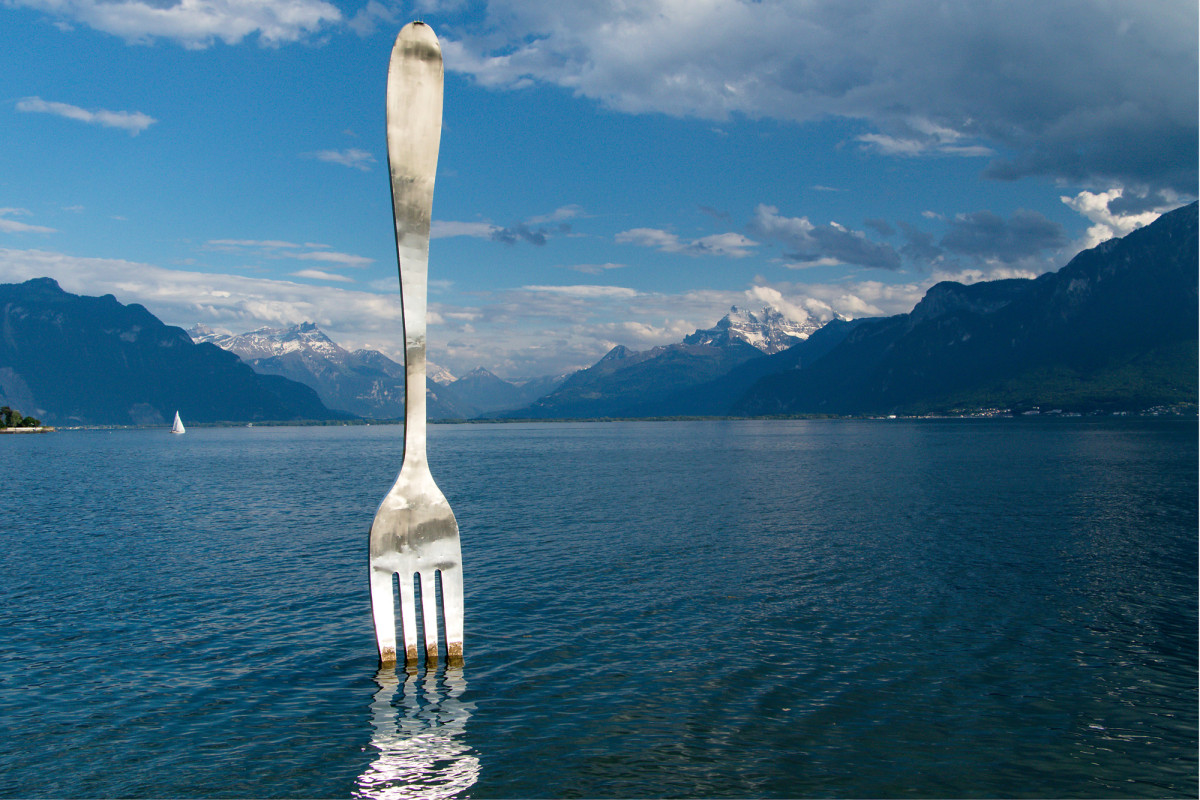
[1,419,1195,798]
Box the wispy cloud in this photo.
[309,148,376,172]
[0,209,57,234]
[561,262,626,275]
[520,284,639,299]
[616,228,758,258]
[526,205,586,224]
[16,97,156,136]
[856,118,994,158]
[207,238,303,249]
[10,0,342,47]
[293,250,373,267]
[291,268,354,283]
[751,205,901,270]
[204,238,371,267]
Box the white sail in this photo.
[171,411,186,434]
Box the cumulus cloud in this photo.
[0,209,57,234]
[16,97,156,135]
[309,148,376,171]
[750,205,902,270]
[616,228,758,258]
[441,0,1196,194]
[1061,189,1176,249]
[11,0,342,47]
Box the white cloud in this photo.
[856,117,995,158]
[293,250,373,267]
[16,96,156,135]
[310,148,376,171]
[12,0,342,47]
[204,238,372,266]
[527,205,586,224]
[0,209,57,234]
[745,285,816,325]
[291,269,354,283]
[1060,189,1171,249]
[615,228,758,258]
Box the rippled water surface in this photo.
[1,419,1195,798]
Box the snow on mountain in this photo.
[682,306,818,354]
[427,362,457,385]
[190,322,343,361]
[188,322,523,418]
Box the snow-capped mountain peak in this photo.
[682,305,818,354]
[193,322,345,360]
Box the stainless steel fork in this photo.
[369,21,463,667]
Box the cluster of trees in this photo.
[1,406,41,428]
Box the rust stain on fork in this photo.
[370,21,464,668]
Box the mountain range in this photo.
[734,201,1197,416]
[3,203,1193,425]
[0,278,347,425]
[499,305,818,418]
[190,323,564,419]
[499,201,1197,418]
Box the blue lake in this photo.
[1,419,1196,798]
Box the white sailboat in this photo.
[170,411,186,434]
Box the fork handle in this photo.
[386,22,443,463]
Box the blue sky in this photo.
[2,0,1195,378]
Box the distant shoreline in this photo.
[0,427,55,434]
[39,405,1199,432]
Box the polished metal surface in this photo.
[370,21,464,667]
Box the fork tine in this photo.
[369,567,399,665]
[439,566,464,663]
[419,571,440,662]
[398,572,420,665]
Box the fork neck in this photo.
[398,240,429,465]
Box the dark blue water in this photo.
[1,419,1195,798]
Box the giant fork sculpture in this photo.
[369,21,464,667]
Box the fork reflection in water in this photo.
[354,665,478,799]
